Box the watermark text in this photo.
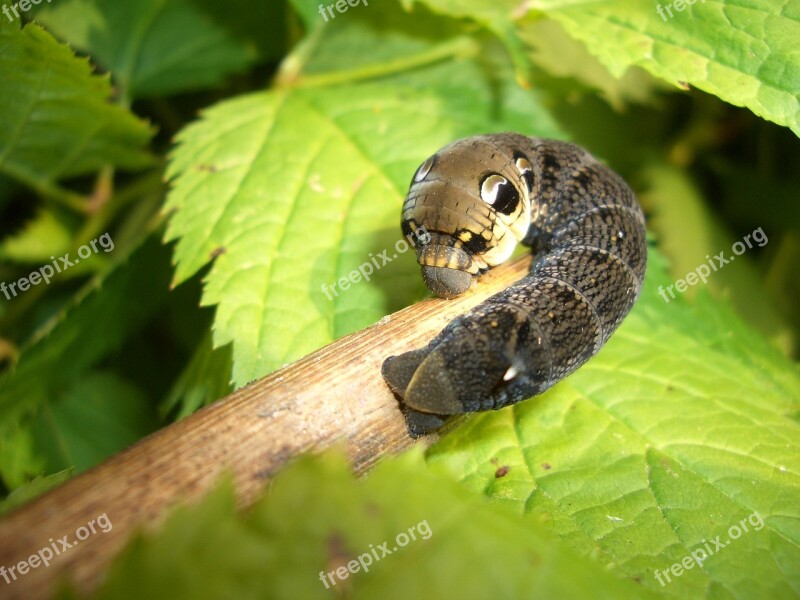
[318,0,368,22]
[1,232,114,302]
[656,0,706,21]
[658,226,767,303]
[654,511,763,586]
[319,519,432,589]
[2,0,54,23]
[321,227,429,301]
[1,513,112,585]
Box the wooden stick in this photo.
[0,255,532,599]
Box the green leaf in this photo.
[165,3,563,387]
[85,451,659,600]
[0,209,73,263]
[29,372,159,474]
[287,0,324,28]
[34,0,257,99]
[0,19,154,186]
[401,0,536,84]
[190,0,289,60]
[160,330,233,420]
[0,468,73,516]
[517,18,664,110]
[410,0,800,136]
[424,250,800,598]
[0,233,172,488]
[639,163,793,352]
[529,0,800,136]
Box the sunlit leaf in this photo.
[411,0,800,136]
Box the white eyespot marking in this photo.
[503,365,519,381]
[515,156,533,174]
[480,174,508,205]
[514,152,535,193]
[414,157,434,183]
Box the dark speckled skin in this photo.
[382,134,647,437]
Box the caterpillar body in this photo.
[381,133,647,437]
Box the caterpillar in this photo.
[381,133,647,437]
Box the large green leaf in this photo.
[33,0,256,99]
[410,0,800,137]
[83,452,659,600]
[164,4,563,387]
[0,19,154,185]
[424,250,800,599]
[532,0,800,136]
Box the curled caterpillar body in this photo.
[382,133,647,437]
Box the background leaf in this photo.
[0,234,172,487]
[639,164,792,352]
[83,451,661,600]
[33,0,257,100]
[0,468,72,516]
[409,0,800,136]
[29,372,158,474]
[188,0,290,61]
[0,19,154,186]
[0,209,73,263]
[160,330,233,420]
[528,0,800,137]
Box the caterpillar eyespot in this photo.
[414,157,435,183]
[381,133,647,438]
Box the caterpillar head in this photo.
[401,136,534,299]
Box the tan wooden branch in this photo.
[0,255,532,600]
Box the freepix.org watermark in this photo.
[318,0,368,22]
[2,0,54,23]
[656,0,706,21]
[654,511,764,586]
[1,513,112,585]
[321,227,430,301]
[658,226,767,303]
[0,232,114,302]
[319,519,432,589]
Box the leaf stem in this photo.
[275,37,478,89]
[73,168,165,249]
[1,165,89,213]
